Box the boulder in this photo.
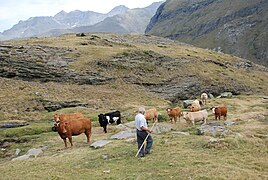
[90,140,112,148]
[183,100,193,108]
[197,122,229,137]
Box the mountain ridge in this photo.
[145,0,268,67]
[0,2,162,41]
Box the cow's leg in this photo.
[63,138,67,148]
[68,136,73,147]
[174,117,177,124]
[85,130,91,144]
[215,115,217,120]
[104,125,107,133]
[203,118,207,124]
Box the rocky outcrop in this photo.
[0,44,113,85]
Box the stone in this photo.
[198,122,228,137]
[152,123,172,134]
[219,92,232,98]
[183,100,193,108]
[172,131,190,136]
[110,130,135,139]
[12,147,45,161]
[90,140,112,148]
[224,120,235,126]
[15,148,21,156]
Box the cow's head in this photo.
[182,112,188,120]
[54,113,61,123]
[98,114,106,124]
[58,121,68,134]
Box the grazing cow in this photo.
[57,117,92,147]
[201,93,208,105]
[166,107,182,123]
[211,106,227,120]
[98,110,121,133]
[183,109,208,125]
[189,100,202,112]
[144,108,158,123]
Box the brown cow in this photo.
[56,115,92,147]
[166,107,182,123]
[53,113,84,123]
[211,106,227,120]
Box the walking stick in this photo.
[135,120,157,157]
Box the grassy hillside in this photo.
[0,33,267,122]
[0,33,267,179]
[0,95,267,179]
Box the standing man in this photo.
[135,107,153,157]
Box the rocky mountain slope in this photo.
[71,2,163,34]
[0,33,267,121]
[0,2,163,41]
[145,0,268,67]
[0,5,129,41]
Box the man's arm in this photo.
[141,126,152,133]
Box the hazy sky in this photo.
[0,0,162,32]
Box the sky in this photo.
[0,0,162,32]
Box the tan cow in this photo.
[144,108,158,122]
[166,107,182,123]
[183,109,208,125]
[189,100,201,112]
[57,117,92,147]
[201,93,208,105]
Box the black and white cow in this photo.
[98,110,121,133]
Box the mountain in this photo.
[71,2,163,34]
[0,5,129,41]
[145,0,268,67]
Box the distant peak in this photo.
[55,10,67,16]
[108,5,129,15]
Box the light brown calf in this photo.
[166,107,182,123]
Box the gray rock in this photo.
[116,124,131,131]
[208,137,218,143]
[198,122,228,137]
[12,147,44,161]
[219,92,232,98]
[15,148,21,156]
[111,130,135,139]
[224,120,235,126]
[263,96,268,99]
[123,121,136,128]
[125,138,136,143]
[208,93,214,99]
[183,100,193,108]
[172,131,190,136]
[90,140,112,148]
[152,123,172,134]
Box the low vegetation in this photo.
[0,33,267,179]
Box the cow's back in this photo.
[66,118,92,135]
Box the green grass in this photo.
[0,96,267,179]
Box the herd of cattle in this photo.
[53,93,228,147]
